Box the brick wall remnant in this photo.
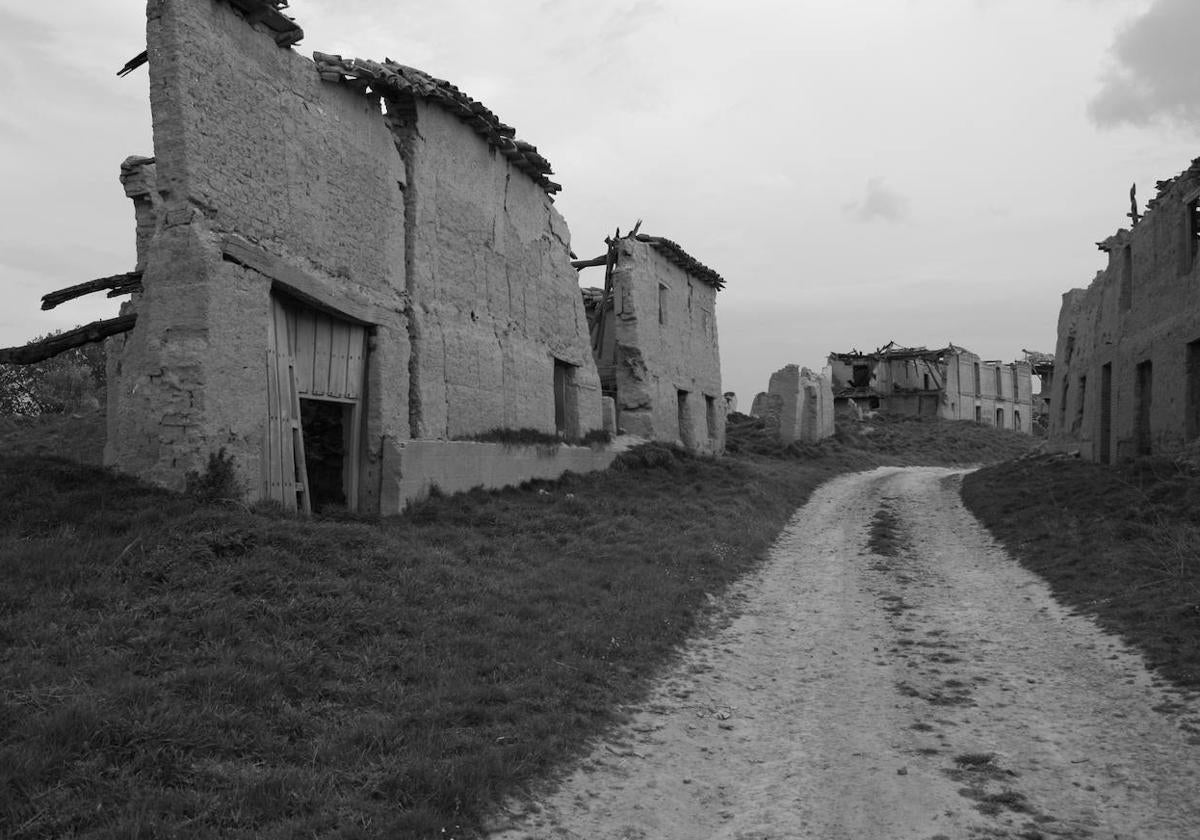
[1049,156,1200,462]
[827,342,1035,433]
[765,364,835,444]
[583,231,726,454]
[102,0,604,512]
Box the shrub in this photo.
[185,448,243,503]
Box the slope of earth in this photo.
[963,455,1200,690]
[487,467,1200,840]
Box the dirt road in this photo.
[486,466,1200,840]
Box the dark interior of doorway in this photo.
[300,399,347,511]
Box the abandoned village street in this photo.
[487,467,1200,840]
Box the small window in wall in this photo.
[677,389,695,448]
[705,394,717,441]
[852,364,871,388]
[1012,367,1019,400]
[994,366,1003,398]
[973,363,981,396]
[658,284,669,326]
[923,373,931,390]
[1121,246,1133,310]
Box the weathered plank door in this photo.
[264,296,367,512]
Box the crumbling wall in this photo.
[764,364,835,444]
[108,0,408,501]
[402,101,601,440]
[608,236,725,453]
[1050,158,1200,461]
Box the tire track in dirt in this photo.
[485,467,1200,840]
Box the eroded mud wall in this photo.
[609,237,724,453]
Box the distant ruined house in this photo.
[828,342,1034,433]
[12,0,615,512]
[581,232,726,454]
[1049,157,1200,462]
[748,365,835,444]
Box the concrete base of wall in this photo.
[379,437,624,512]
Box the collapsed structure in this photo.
[581,231,727,454]
[1049,158,1200,461]
[748,365,835,444]
[828,342,1034,433]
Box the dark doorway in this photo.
[1100,363,1113,464]
[995,407,1005,429]
[677,389,694,449]
[1188,340,1200,440]
[553,359,578,438]
[1135,360,1153,455]
[300,399,349,511]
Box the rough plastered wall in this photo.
[609,237,725,453]
[1050,159,1200,461]
[402,100,601,440]
[763,364,835,444]
[107,0,408,502]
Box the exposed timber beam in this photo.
[0,315,137,365]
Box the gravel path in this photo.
[485,466,1200,840]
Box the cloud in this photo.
[1088,0,1200,128]
[844,177,910,223]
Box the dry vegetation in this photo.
[1,411,1038,838]
[963,454,1200,690]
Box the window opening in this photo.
[973,362,981,396]
[658,284,669,326]
[705,394,717,442]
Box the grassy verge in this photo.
[1,413,1035,839]
[962,455,1200,690]
[0,444,849,839]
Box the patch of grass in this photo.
[963,455,1200,688]
[456,427,612,448]
[725,410,1036,467]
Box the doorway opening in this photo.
[300,399,353,511]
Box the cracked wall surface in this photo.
[1049,158,1200,461]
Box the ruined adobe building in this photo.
[828,343,1035,433]
[101,0,606,511]
[748,365,836,444]
[1049,157,1200,462]
[581,232,726,454]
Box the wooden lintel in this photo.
[41,272,143,310]
[0,315,137,365]
[221,236,390,326]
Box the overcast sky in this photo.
[2,0,1197,404]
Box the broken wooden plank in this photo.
[0,315,136,365]
[571,255,609,270]
[41,272,143,310]
[117,50,148,78]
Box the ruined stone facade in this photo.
[829,344,1034,433]
[1049,158,1200,461]
[106,0,602,512]
[584,233,725,454]
[749,365,835,444]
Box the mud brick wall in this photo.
[609,237,724,453]
[107,0,409,494]
[402,102,601,440]
[1050,159,1200,461]
[765,364,835,444]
